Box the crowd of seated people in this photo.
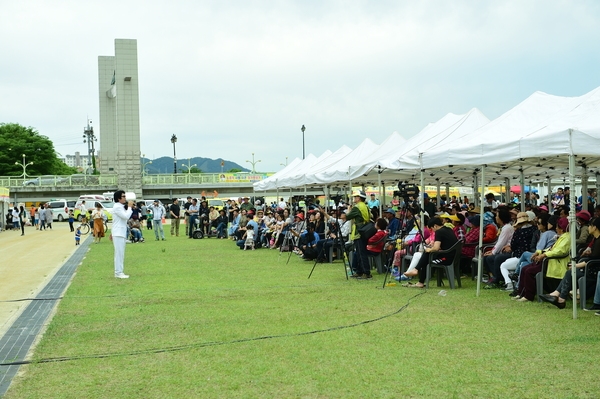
[191,189,600,312]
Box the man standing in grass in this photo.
[170,198,181,237]
[112,190,133,279]
[183,196,193,236]
[150,200,166,241]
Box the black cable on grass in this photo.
[0,291,427,367]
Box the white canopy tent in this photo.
[348,108,491,185]
[253,157,303,191]
[285,145,353,187]
[309,138,381,186]
[421,86,600,318]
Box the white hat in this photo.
[352,190,367,199]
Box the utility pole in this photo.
[82,119,97,174]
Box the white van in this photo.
[45,199,76,222]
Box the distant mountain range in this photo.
[142,157,249,174]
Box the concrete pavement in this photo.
[0,221,86,338]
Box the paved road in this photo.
[0,221,87,338]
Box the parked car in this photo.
[22,175,68,186]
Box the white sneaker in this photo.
[115,273,129,279]
[125,240,132,244]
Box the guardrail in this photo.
[142,173,271,185]
[0,175,118,188]
[0,173,272,188]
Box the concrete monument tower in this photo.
[98,39,142,196]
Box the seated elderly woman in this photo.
[482,209,515,287]
[460,213,498,275]
[514,217,570,302]
[540,217,600,308]
[494,212,537,291]
[575,210,592,251]
[508,213,557,296]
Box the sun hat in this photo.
[557,217,569,231]
[576,210,591,222]
[468,215,481,226]
[445,214,460,222]
[352,190,367,199]
[515,212,529,225]
[526,211,536,221]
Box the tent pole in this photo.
[582,168,588,212]
[569,131,578,320]
[436,180,441,209]
[382,181,386,211]
[520,169,525,212]
[594,173,600,211]
[420,154,425,229]
[378,167,383,217]
[547,176,553,214]
[504,177,510,204]
[473,173,479,207]
[477,165,486,297]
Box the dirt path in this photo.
[0,222,86,338]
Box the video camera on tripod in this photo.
[394,181,421,214]
[329,192,344,205]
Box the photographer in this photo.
[315,211,351,263]
[299,223,320,260]
[346,190,371,279]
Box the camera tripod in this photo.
[278,219,305,264]
[307,218,351,280]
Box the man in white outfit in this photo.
[112,190,133,279]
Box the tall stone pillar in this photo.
[98,39,142,197]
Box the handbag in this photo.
[358,221,376,240]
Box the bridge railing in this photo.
[142,173,272,185]
[0,175,118,188]
[0,173,272,188]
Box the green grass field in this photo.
[5,235,600,398]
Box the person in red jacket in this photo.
[367,218,388,254]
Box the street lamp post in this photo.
[15,154,33,178]
[82,120,97,174]
[301,125,306,159]
[245,152,262,173]
[170,134,178,174]
[181,158,197,175]
[141,154,152,176]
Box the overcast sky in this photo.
[2,1,600,173]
